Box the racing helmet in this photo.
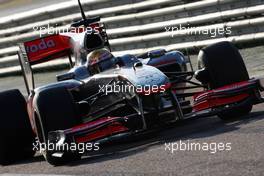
[86,48,115,75]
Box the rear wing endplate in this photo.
[17,34,73,94]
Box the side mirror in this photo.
[56,72,75,82]
[148,49,166,58]
[133,62,143,70]
[114,57,124,67]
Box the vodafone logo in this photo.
[26,39,56,53]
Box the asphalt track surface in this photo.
[0,46,264,175]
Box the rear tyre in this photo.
[196,41,252,120]
[0,89,35,165]
[34,87,81,166]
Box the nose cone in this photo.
[130,65,170,88]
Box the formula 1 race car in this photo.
[0,0,264,166]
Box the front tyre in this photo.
[34,87,81,166]
[196,41,252,120]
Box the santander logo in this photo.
[26,39,56,54]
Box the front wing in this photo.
[48,78,264,156]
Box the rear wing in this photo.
[18,34,73,94]
[21,34,72,65]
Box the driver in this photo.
[86,48,115,75]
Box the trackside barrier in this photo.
[0,0,150,29]
[1,31,263,76]
[0,0,237,38]
[0,0,264,76]
[0,2,263,55]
